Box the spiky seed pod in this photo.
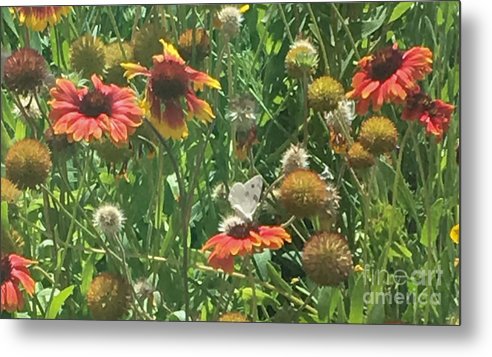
[3,48,47,95]
[93,204,125,236]
[285,39,318,79]
[6,139,52,189]
[92,139,132,164]
[358,116,398,155]
[87,273,129,320]
[347,142,375,169]
[281,144,310,175]
[1,178,22,204]
[132,24,169,68]
[219,312,249,322]
[302,232,353,286]
[217,6,244,38]
[70,35,105,78]
[0,228,25,255]
[104,42,133,86]
[177,28,210,62]
[308,76,345,113]
[280,169,329,218]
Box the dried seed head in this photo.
[347,142,375,169]
[281,144,310,175]
[359,116,398,155]
[302,232,353,286]
[87,272,129,320]
[93,204,125,235]
[6,139,52,189]
[70,35,106,78]
[308,76,345,113]
[285,39,318,78]
[280,169,329,218]
[3,48,48,95]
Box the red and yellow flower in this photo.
[49,74,143,143]
[402,91,454,139]
[12,6,71,31]
[202,216,291,273]
[122,40,221,140]
[1,254,35,313]
[347,44,432,115]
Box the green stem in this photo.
[330,3,361,60]
[307,3,330,74]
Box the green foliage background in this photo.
[0,2,459,324]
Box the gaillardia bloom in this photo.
[1,253,35,312]
[402,91,454,139]
[202,216,291,273]
[12,6,71,31]
[122,40,221,140]
[49,74,143,143]
[347,44,432,114]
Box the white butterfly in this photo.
[228,175,263,222]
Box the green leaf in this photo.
[266,262,293,295]
[80,254,96,295]
[241,287,278,307]
[317,287,331,322]
[348,276,365,323]
[362,8,387,37]
[46,285,75,319]
[388,2,413,23]
[420,198,444,247]
[253,250,271,280]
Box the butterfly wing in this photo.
[228,175,263,221]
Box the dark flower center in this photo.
[80,90,112,117]
[228,222,258,239]
[150,62,189,101]
[151,77,188,101]
[369,46,404,81]
[0,256,12,284]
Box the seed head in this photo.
[93,204,125,235]
[302,232,353,286]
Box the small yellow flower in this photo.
[450,224,459,244]
[354,264,364,273]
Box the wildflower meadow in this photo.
[0,2,460,324]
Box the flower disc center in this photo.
[228,222,257,239]
[0,257,12,284]
[151,76,188,101]
[80,90,112,117]
[369,47,403,81]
